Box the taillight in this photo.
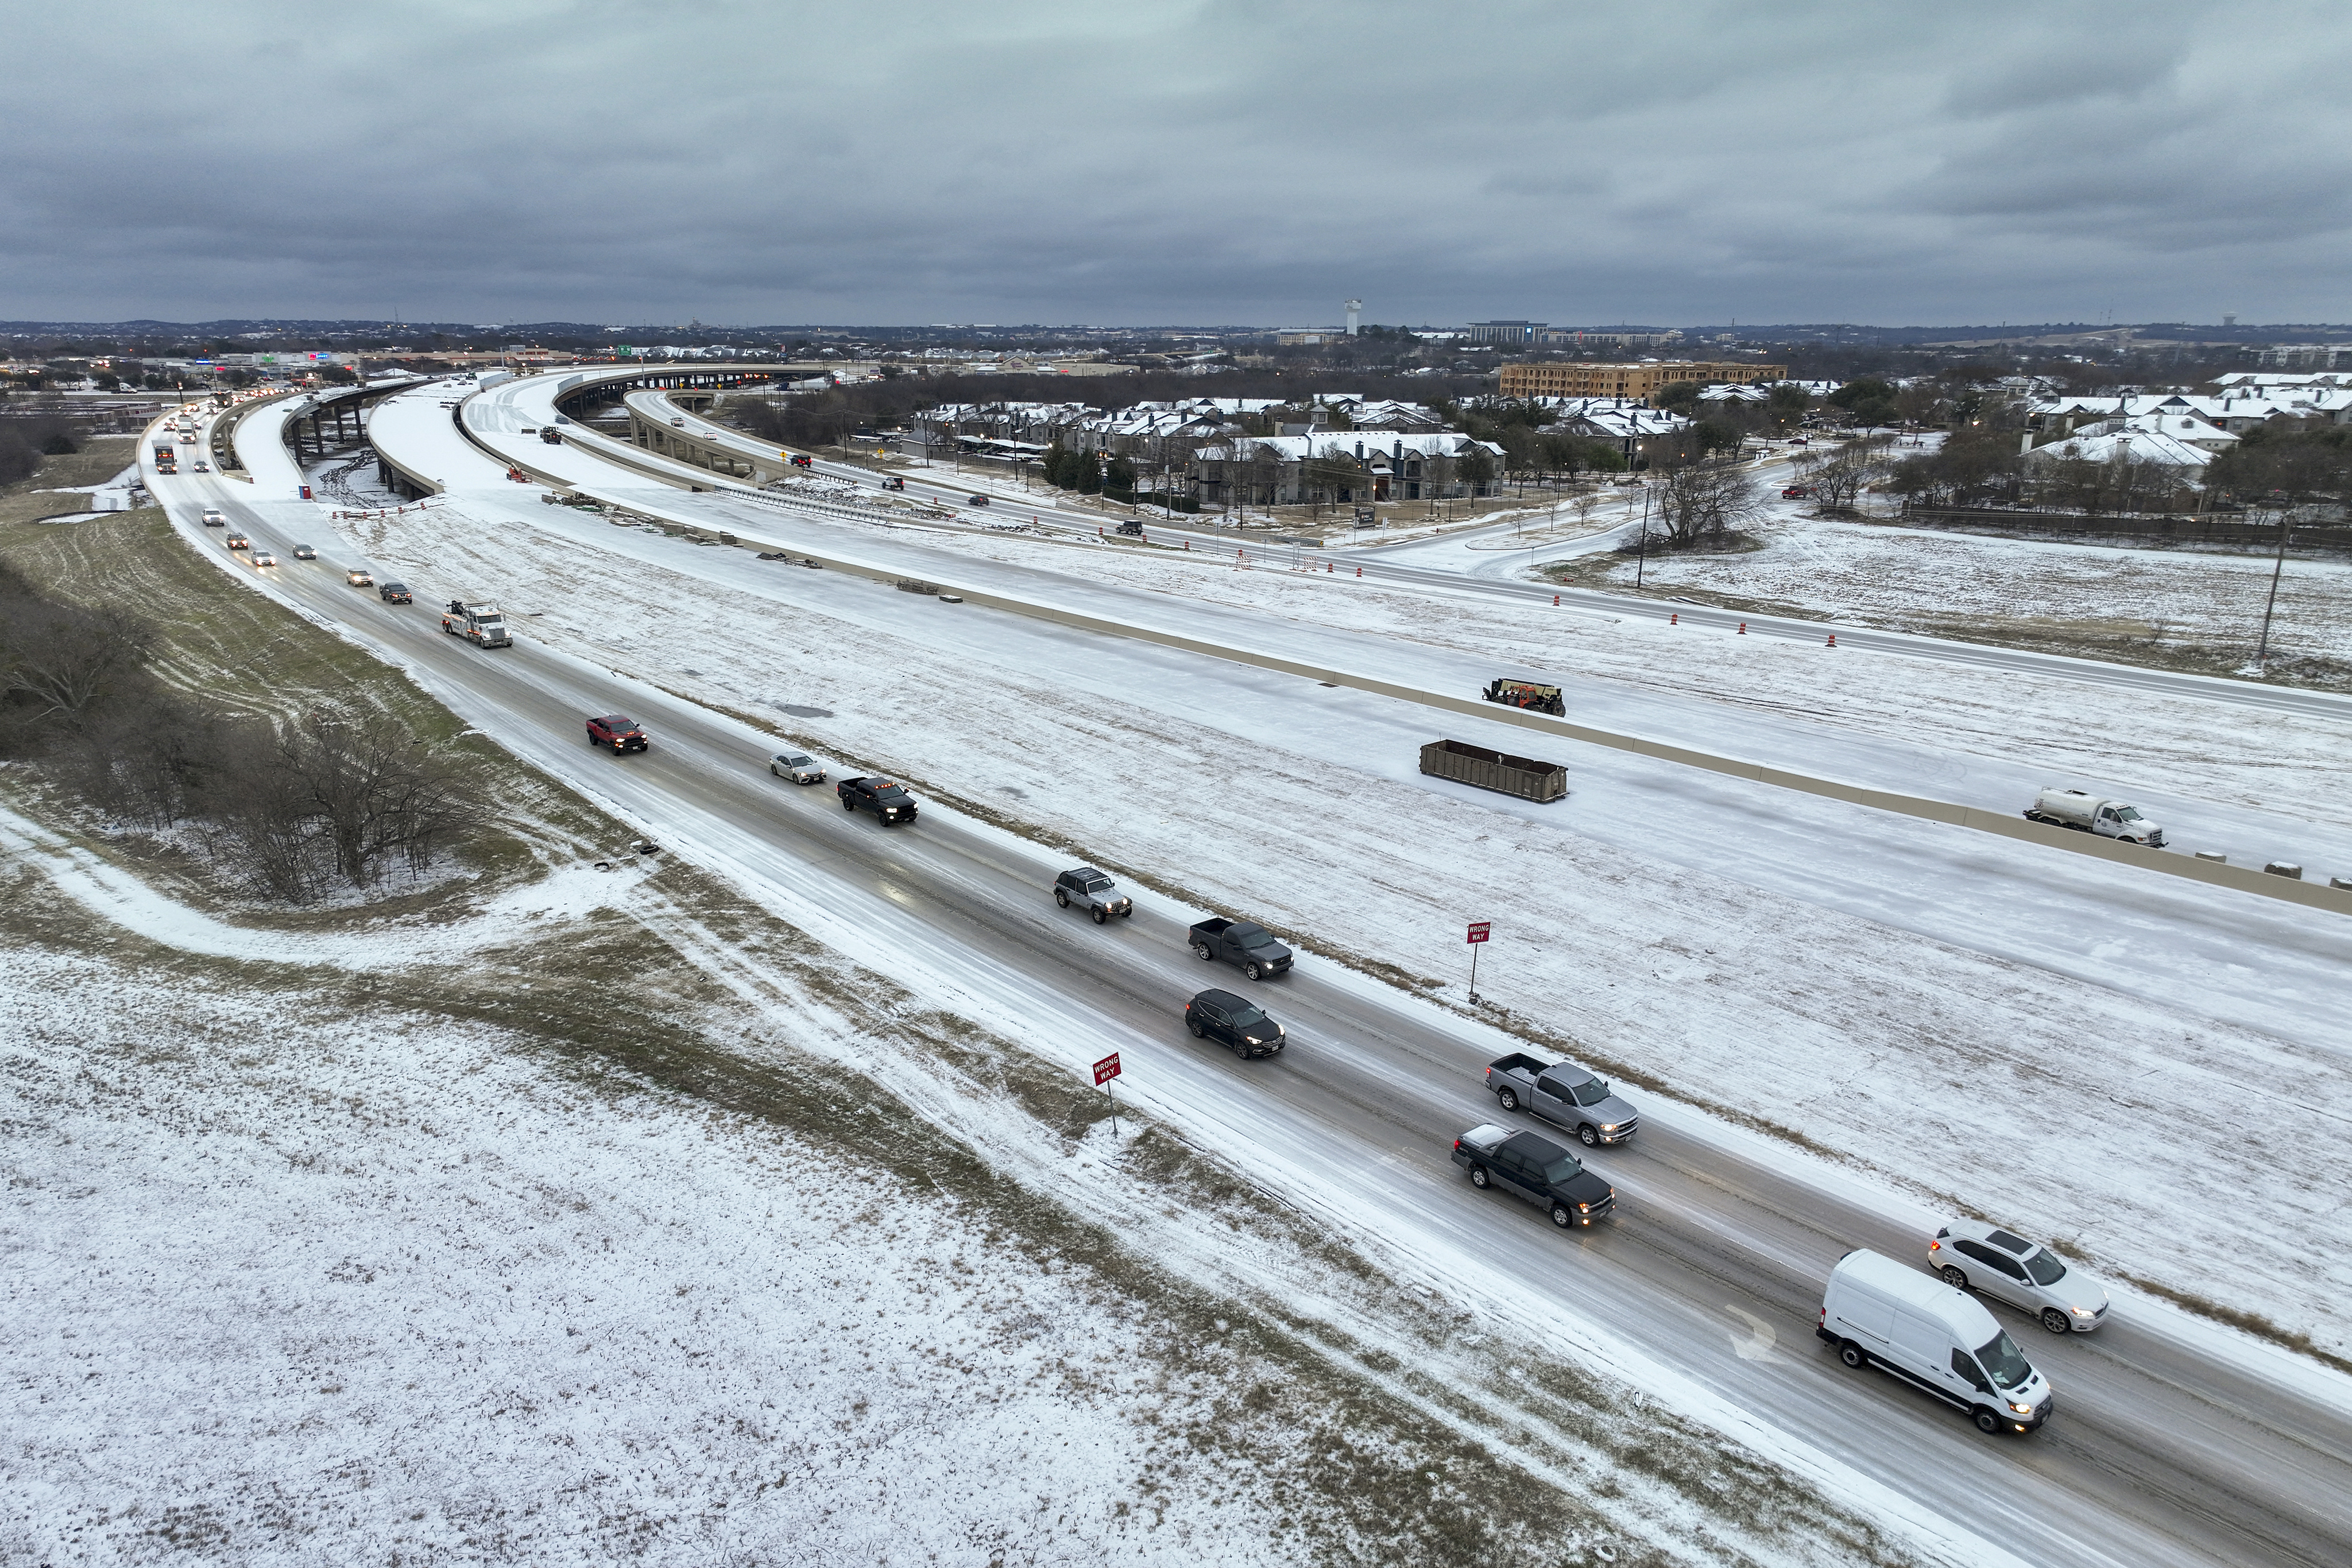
[1452,1139,1463,1152]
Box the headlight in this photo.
[1577,1203,1589,1212]
[1600,1124,1617,1132]
[2070,1307,2094,1317]
[2008,1401,2035,1415]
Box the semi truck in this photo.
[440,600,512,648]
[2021,789,2164,847]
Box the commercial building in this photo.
[1464,320,1548,344]
[1499,360,1788,400]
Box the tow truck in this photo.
[440,599,512,648]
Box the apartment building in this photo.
[1499,360,1788,400]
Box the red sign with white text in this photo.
[1467,922,1491,944]
[1093,1052,1122,1086]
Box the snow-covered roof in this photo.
[2026,429,2214,469]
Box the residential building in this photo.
[1188,432,1505,507]
[1499,360,1788,400]
[2029,386,2343,436]
[2255,343,2351,369]
[2024,428,2214,473]
[1544,398,1694,447]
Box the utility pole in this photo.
[2254,493,2292,670]
[1635,483,1652,588]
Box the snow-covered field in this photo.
[0,940,1305,1565]
[324,492,2352,1365]
[1558,510,2352,671]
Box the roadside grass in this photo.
[0,506,597,917]
[1,505,1934,1563]
[0,434,138,525]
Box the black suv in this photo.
[838,775,918,824]
[586,714,649,753]
[1452,1124,1615,1229]
[1186,989,1285,1058]
[378,581,412,603]
[1053,866,1132,923]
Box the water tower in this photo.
[1344,299,1362,336]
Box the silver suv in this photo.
[1930,1220,2109,1334]
[1053,866,1132,923]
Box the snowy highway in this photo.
[109,390,2352,1567]
[618,377,2352,725]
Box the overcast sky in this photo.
[7,1,2350,328]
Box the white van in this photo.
[1817,1249,2054,1434]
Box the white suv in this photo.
[1929,1220,2109,1334]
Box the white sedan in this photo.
[769,752,826,784]
[1929,1220,2109,1333]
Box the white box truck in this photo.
[2022,788,2164,846]
[1816,1249,2054,1435]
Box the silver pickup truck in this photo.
[1484,1053,1639,1147]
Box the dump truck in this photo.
[1419,739,1567,803]
[1482,679,1565,716]
[440,599,512,648]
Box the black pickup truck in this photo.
[1452,1124,1616,1229]
[838,775,918,824]
[1188,917,1291,981]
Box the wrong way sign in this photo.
[1467,922,1491,944]
[1093,1052,1122,1086]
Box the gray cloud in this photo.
[5,0,2351,327]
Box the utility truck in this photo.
[1481,679,1565,716]
[2022,789,2164,847]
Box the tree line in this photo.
[0,416,86,485]
[0,560,479,902]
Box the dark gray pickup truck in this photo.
[1452,1124,1616,1229]
[1486,1054,1639,1147]
[1188,917,1292,981]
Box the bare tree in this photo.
[1305,443,1364,516]
[1650,459,1762,547]
[277,710,478,886]
[1796,439,1889,513]
[0,593,154,727]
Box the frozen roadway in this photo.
[136,386,2352,1568]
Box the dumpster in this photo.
[1419,738,1567,803]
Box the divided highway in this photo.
[118,395,2352,1568]
[606,377,2352,725]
